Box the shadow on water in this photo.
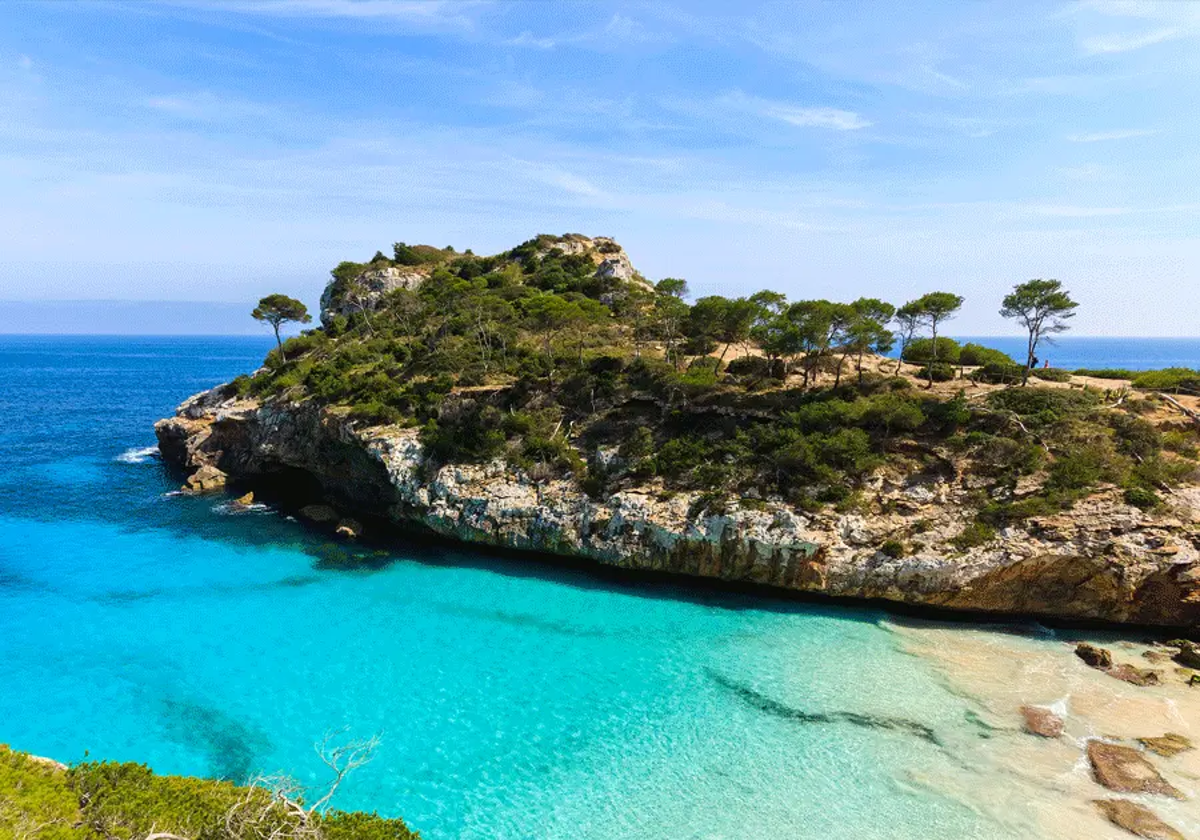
[158,697,272,783]
[705,668,943,746]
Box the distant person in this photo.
[1044,359,1050,369]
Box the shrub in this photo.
[903,337,961,364]
[952,521,997,550]
[919,362,956,382]
[1032,367,1072,383]
[959,343,1016,367]
[1047,444,1120,491]
[1123,486,1160,511]
[1163,430,1198,459]
[1074,368,1136,380]
[726,355,772,379]
[988,387,1099,419]
[1107,412,1161,459]
[880,539,905,558]
[1131,368,1200,392]
[970,363,1025,385]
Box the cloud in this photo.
[1081,26,1181,53]
[765,104,871,131]
[1027,204,1128,217]
[505,31,556,49]
[1066,128,1157,142]
[163,0,483,27]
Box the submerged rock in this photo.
[1171,640,1200,669]
[300,504,339,524]
[1138,734,1194,758]
[1076,643,1114,670]
[1093,799,1184,840]
[1107,663,1161,687]
[1018,705,1063,738]
[1087,741,1184,799]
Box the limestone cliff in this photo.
[157,386,1200,628]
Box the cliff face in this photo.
[156,387,1200,628]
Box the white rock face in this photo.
[320,265,426,326]
[155,390,1200,627]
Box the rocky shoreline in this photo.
[156,383,1200,629]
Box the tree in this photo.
[654,278,689,369]
[1000,279,1079,386]
[841,298,896,385]
[893,301,923,375]
[912,292,964,388]
[252,294,312,362]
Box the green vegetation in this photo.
[252,294,312,362]
[241,234,1195,529]
[0,745,418,840]
[999,279,1079,386]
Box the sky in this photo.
[1,1,1199,335]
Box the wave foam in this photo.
[212,501,273,516]
[116,446,160,464]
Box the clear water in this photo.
[0,335,1184,840]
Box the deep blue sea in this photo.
[1,335,1197,839]
[945,336,1200,371]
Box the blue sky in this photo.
[2,1,1199,335]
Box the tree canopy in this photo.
[252,294,312,361]
[1000,279,1079,385]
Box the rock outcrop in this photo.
[1087,741,1184,799]
[155,389,1200,627]
[1093,799,1185,840]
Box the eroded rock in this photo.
[1076,643,1114,670]
[1138,734,1194,758]
[1019,705,1063,738]
[1171,640,1200,670]
[1107,663,1161,687]
[335,518,363,539]
[1093,799,1184,840]
[1087,741,1184,799]
[185,464,227,493]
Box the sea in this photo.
[1,335,1198,840]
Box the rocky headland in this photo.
[157,233,1200,629]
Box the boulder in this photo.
[300,504,339,524]
[1087,741,1184,799]
[1093,799,1184,840]
[1107,663,1161,687]
[185,464,227,493]
[1143,650,1172,663]
[1138,734,1194,758]
[234,491,255,506]
[1019,705,1064,738]
[335,518,363,539]
[1076,643,1114,670]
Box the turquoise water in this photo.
[0,336,1094,839]
[942,336,1200,371]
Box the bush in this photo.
[1123,486,1160,511]
[880,539,905,558]
[1131,368,1200,392]
[952,521,997,550]
[1032,367,1072,382]
[1047,444,1120,491]
[725,355,772,379]
[988,387,1099,419]
[1163,430,1198,459]
[970,362,1025,385]
[959,343,1016,367]
[919,362,956,382]
[903,337,961,364]
[1074,368,1136,380]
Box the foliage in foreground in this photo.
[0,745,418,840]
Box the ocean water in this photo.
[0,335,1192,840]
[946,336,1200,371]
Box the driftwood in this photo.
[1159,393,1200,428]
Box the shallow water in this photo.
[0,336,1194,839]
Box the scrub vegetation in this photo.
[237,235,1196,521]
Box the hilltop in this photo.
[157,235,1200,629]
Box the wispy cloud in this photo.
[1066,128,1157,142]
[720,92,871,131]
[163,0,483,27]
[1082,27,1181,53]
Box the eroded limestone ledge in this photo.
[156,386,1200,628]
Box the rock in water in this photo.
[1087,741,1184,799]
[1138,734,1194,758]
[335,518,363,539]
[1076,643,1114,669]
[234,491,255,506]
[1093,799,1184,840]
[1107,663,1161,687]
[300,504,339,524]
[1019,705,1064,738]
[1171,640,1200,669]
[184,464,227,493]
